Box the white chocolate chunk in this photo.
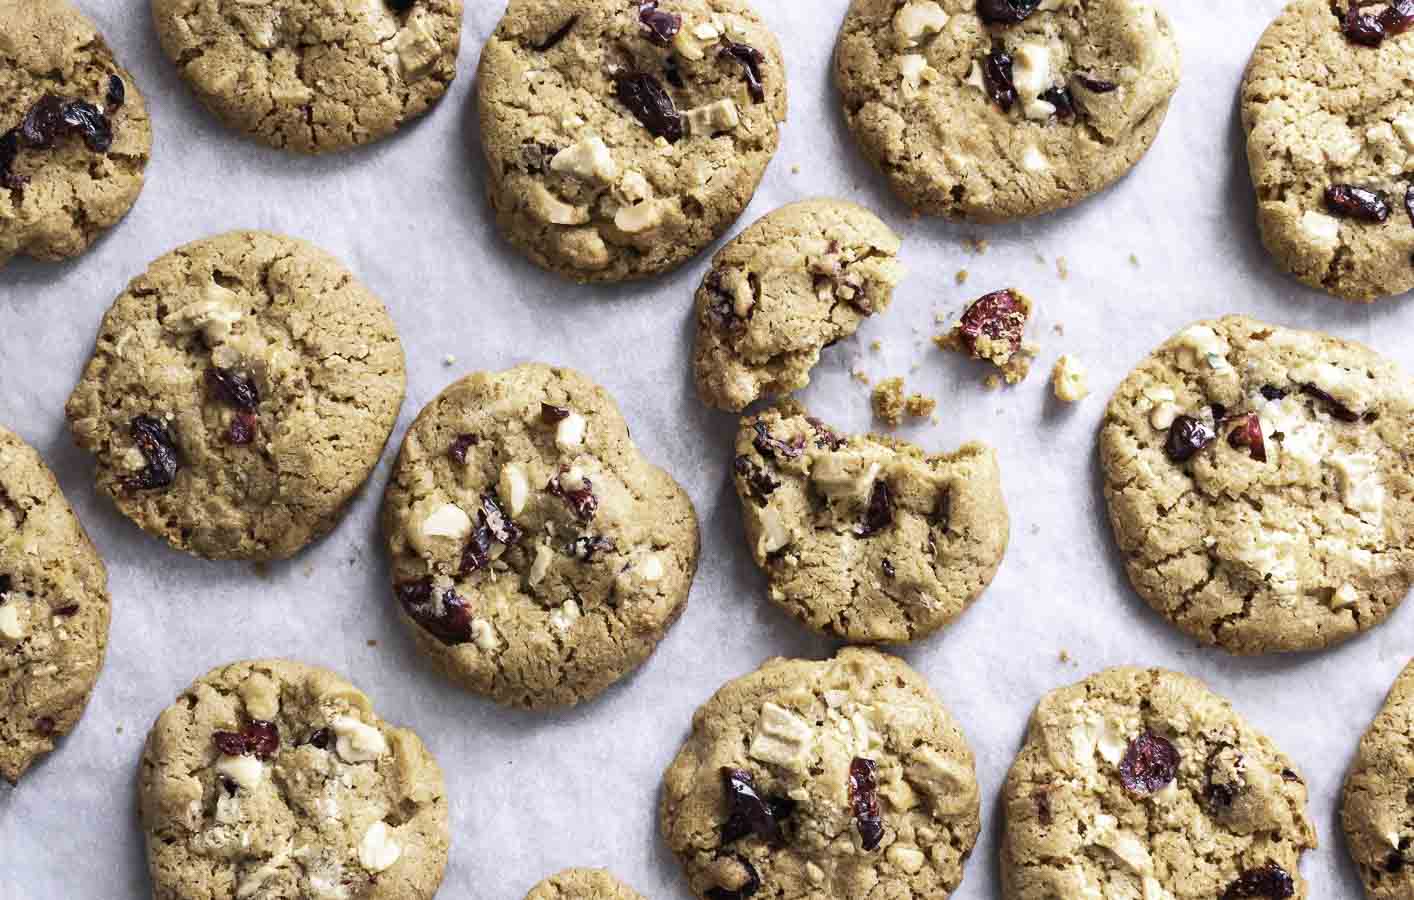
[1012,43,1051,100]
[358,822,402,873]
[748,702,815,773]
[1149,402,1179,430]
[1332,451,1384,524]
[686,98,741,135]
[216,753,264,791]
[1175,325,1231,371]
[559,466,587,493]
[1259,395,1329,467]
[1021,145,1048,171]
[555,412,587,450]
[898,54,938,99]
[551,136,618,183]
[0,603,24,640]
[618,170,653,205]
[614,199,665,234]
[163,284,244,344]
[886,844,926,873]
[499,464,530,517]
[527,182,589,226]
[331,715,388,763]
[1332,583,1359,609]
[472,618,500,651]
[421,503,471,540]
[811,453,882,502]
[638,554,664,582]
[1394,109,1414,148]
[757,506,792,555]
[1051,355,1090,402]
[963,60,985,93]
[394,14,439,78]
[550,599,581,632]
[528,543,553,586]
[892,1,948,48]
[1301,211,1341,250]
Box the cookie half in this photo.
[525,868,647,900]
[152,0,463,153]
[835,0,1180,221]
[477,0,787,282]
[661,648,981,900]
[1,0,151,266]
[1001,666,1317,900]
[139,659,449,900]
[381,363,700,709]
[65,230,407,561]
[732,400,1007,643]
[1344,660,1414,898]
[1100,316,1414,653]
[0,427,111,783]
[693,199,905,412]
[1242,0,1414,301]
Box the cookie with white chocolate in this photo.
[1342,658,1414,899]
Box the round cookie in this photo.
[661,648,981,900]
[835,0,1180,222]
[693,199,905,412]
[732,400,1008,644]
[65,230,407,561]
[1001,666,1317,900]
[1242,0,1414,302]
[525,868,647,900]
[0,427,111,783]
[381,363,700,709]
[1,0,151,266]
[477,0,787,282]
[139,659,449,900]
[1100,315,1414,654]
[1343,660,1414,898]
[151,0,462,154]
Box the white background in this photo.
[2,1,1410,897]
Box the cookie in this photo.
[0,427,111,783]
[65,231,407,561]
[1001,666,1317,900]
[381,363,700,709]
[692,199,905,412]
[732,400,1007,644]
[139,659,449,900]
[661,648,981,900]
[1343,659,1414,898]
[525,868,647,900]
[1,0,151,266]
[835,0,1180,221]
[1100,315,1414,654]
[151,0,462,154]
[476,0,787,282]
[1242,0,1414,302]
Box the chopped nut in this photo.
[527,182,589,225]
[893,0,949,48]
[614,199,664,234]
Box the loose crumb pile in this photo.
[871,377,937,426]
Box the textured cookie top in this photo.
[139,659,448,900]
[661,648,981,900]
[1001,667,1316,900]
[1242,0,1414,302]
[1100,315,1414,654]
[381,363,700,710]
[476,0,787,282]
[693,199,905,412]
[835,0,1180,221]
[1344,660,1414,899]
[525,868,648,900]
[732,400,1007,644]
[152,0,462,153]
[0,0,151,265]
[0,427,110,784]
[65,231,407,561]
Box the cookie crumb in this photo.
[442,354,456,366]
[116,725,124,734]
[905,392,937,419]
[1051,354,1090,403]
[1052,323,1064,336]
[1055,256,1068,280]
[1059,650,1070,663]
[791,164,801,174]
[965,236,989,254]
[936,289,1037,385]
[870,339,883,352]
[367,639,378,647]
[955,269,969,285]
[872,378,907,425]
[852,367,871,386]
[984,374,1002,390]
[1128,253,1140,266]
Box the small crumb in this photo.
[965,236,989,254]
[909,364,920,374]
[852,367,871,386]
[904,392,937,419]
[929,415,940,425]
[955,269,969,285]
[367,639,378,647]
[1051,354,1091,403]
[1052,323,1064,336]
[934,311,949,325]
[1055,256,1068,280]
[442,354,456,366]
[909,209,922,221]
[791,164,801,174]
[870,339,883,352]
[1034,252,1046,265]
[872,377,907,426]
[116,725,124,734]
[984,373,1002,390]
[302,564,314,578]
[251,562,271,579]
[1059,650,1071,663]
[1129,253,1140,266]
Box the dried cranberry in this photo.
[1259,385,1288,401]
[0,129,25,191]
[460,523,494,574]
[1223,862,1295,899]
[978,0,1041,24]
[20,95,66,148]
[734,455,780,501]
[665,57,685,88]
[855,480,894,537]
[958,289,1026,356]
[614,71,683,143]
[1227,413,1267,462]
[751,423,805,460]
[105,75,125,110]
[306,728,331,749]
[549,471,599,522]
[541,403,571,423]
[704,854,760,900]
[882,559,896,579]
[1343,4,1387,45]
[479,493,522,546]
[1164,415,1216,463]
[1040,85,1075,118]
[35,716,56,736]
[1205,781,1235,811]
[719,41,766,104]
[1389,849,1407,873]
[1074,73,1119,93]
[1300,383,1361,422]
[385,0,415,10]
[206,366,259,411]
[704,270,741,329]
[806,418,846,451]
[639,1,682,45]
[933,487,953,530]
[0,574,10,594]
[721,767,785,845]
[1118,730,1180,795]
[54,603,79,616]
[61,100,112,152]
[226,411,258,445]
[1384,0,1414,33]
[982,49,1018,111]
[568,535,615,561]
[397,578,475,644]
[1326,184,1391,222]
[534,16,578,50]
[1033,787,1054,825]
[212,720,280,759]
[126,415,180,490]
[849,757,884,851]
[448,434,479,464]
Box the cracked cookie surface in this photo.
[834,0,1180,221]
[139,659,449,900]
[0,426,110,783]
[0,0,151,266]
[476,0,787,282]
[1100,315,1414,654]
[380,363,700,710]
[1002,666,1316,900]
[1242,0,1414,302]
[692,199,905,412]
[152,0,462,153]
[525,868,647,900]
[732,400,1007,644]
[65,230,407,561]
[661,648,981,900]
[1343,659,1414,900]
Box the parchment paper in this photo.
[3,2,1410,897]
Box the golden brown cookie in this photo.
[1342,659,1414,899]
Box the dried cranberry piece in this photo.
[1383,0,1414,33]
[549,471,599,522]
[1074,73,1119,93]
[460,523,494,574]
[480,493,522,546]
[1326,184,1391,222]
[1118,730,1180,795]
[126,415,180,490]
[1259,385,1288,401]
[977,0,1041,24]
[397,578,475,644]
[704,270,742,329]
[958,289,1026,356]
[1300,383,1361,422]
[665,57,685,88]
[206,367,260,411]
[213,731,247,756]
[1164,415,1216,463]
[704,854,760,900]
[534,16,578,50]
[385,0,415,10]
[639,1,682,45]
[35,716,56,736]
[61,100,112,152]
[719,41,766,104]
[882,558,896,579]
[849,757,884,851]
[1040,85,1075,118]
[541,403,571,423]
[448,434,479,464]
[306,728,331,749]
[54,603,80,616]
[20,95,66,148]
[982,49,1018,111]
[806,417,846,451]
[855,480,894,537]
[0,129,25,190]
[1227,413,1267,462]
[720,767,785,845]
[1033,787,1054,825]
[1223,862,1295,899]
[1205,780,1235,811]
[734,455,780,501]
[105,75,125,111]
[212,720,279,759]
[614,71,683,143]
[751,423,805,460]
[227,411,258,445]
[1343,4,1387,46]
[568,535,615,561]
[0,574,10,594]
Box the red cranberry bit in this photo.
[719,41,766,104]
[614,71,683,143]
[212,720,280,760]
[397,578,475,644]
[206,367,259,411]
[0,129,25,190]
[534,16,578,50]
[541,403,571,423]
[1074,73,1118,93]
[35,716,56,736]
[126,415,180,490]
[0,574,10,594]
[958,289,1026,356]
[977,0,1041,24]
[307,728,331,749]
[1164,415,1216,463]
[704,854,760,900]
[1384,0,1414,33]
[568,535,615,561]
[1032,787,1054,825]
[20,95,66,147]
[1326,184,1391,222]
[1343,3,1387,45]
[227,411,258,445]
[751,422,805,460]
[1300,383,1361,422]
[849,757,885,851]
[64,101,112,152]
[855,480,895,537]
[882,558,896,579]
[1223,862,1295,899]
[548,471,599,522]
[105,75,125,110]
[1040,85,1075,118]
[806,417,846,451]
[448,433,479,464]
[720,767,785,845]
[734,456,780,501]
[639,0,682,45]
[1259,385,1288,401]
[1118,730,1180,795]
[53,603,80,616]
[1227,413,1267,462]
[460,523,494,574]
[480,493,522,545]
[385,0,415,11]
[982,49,1018,111]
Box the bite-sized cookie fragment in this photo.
[1002,666,1316,900]
[1242,0,1414,301]
[151,0,462,153]
[694,199,905,411]
[662,648,981,900]
[525,868,647,900]
[477,0,787,282]
[732,400,1007,643]
[1051,353,1089,402]
[936,288,1037,384]
[1343,659,1414,899]
[1100,316,1414,653]
[139,660,449,900]
[381,364,700,709]
[835,0,1180,221]
[65,231,407,561]
[0,427,111,783]
[0,0,151,266]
